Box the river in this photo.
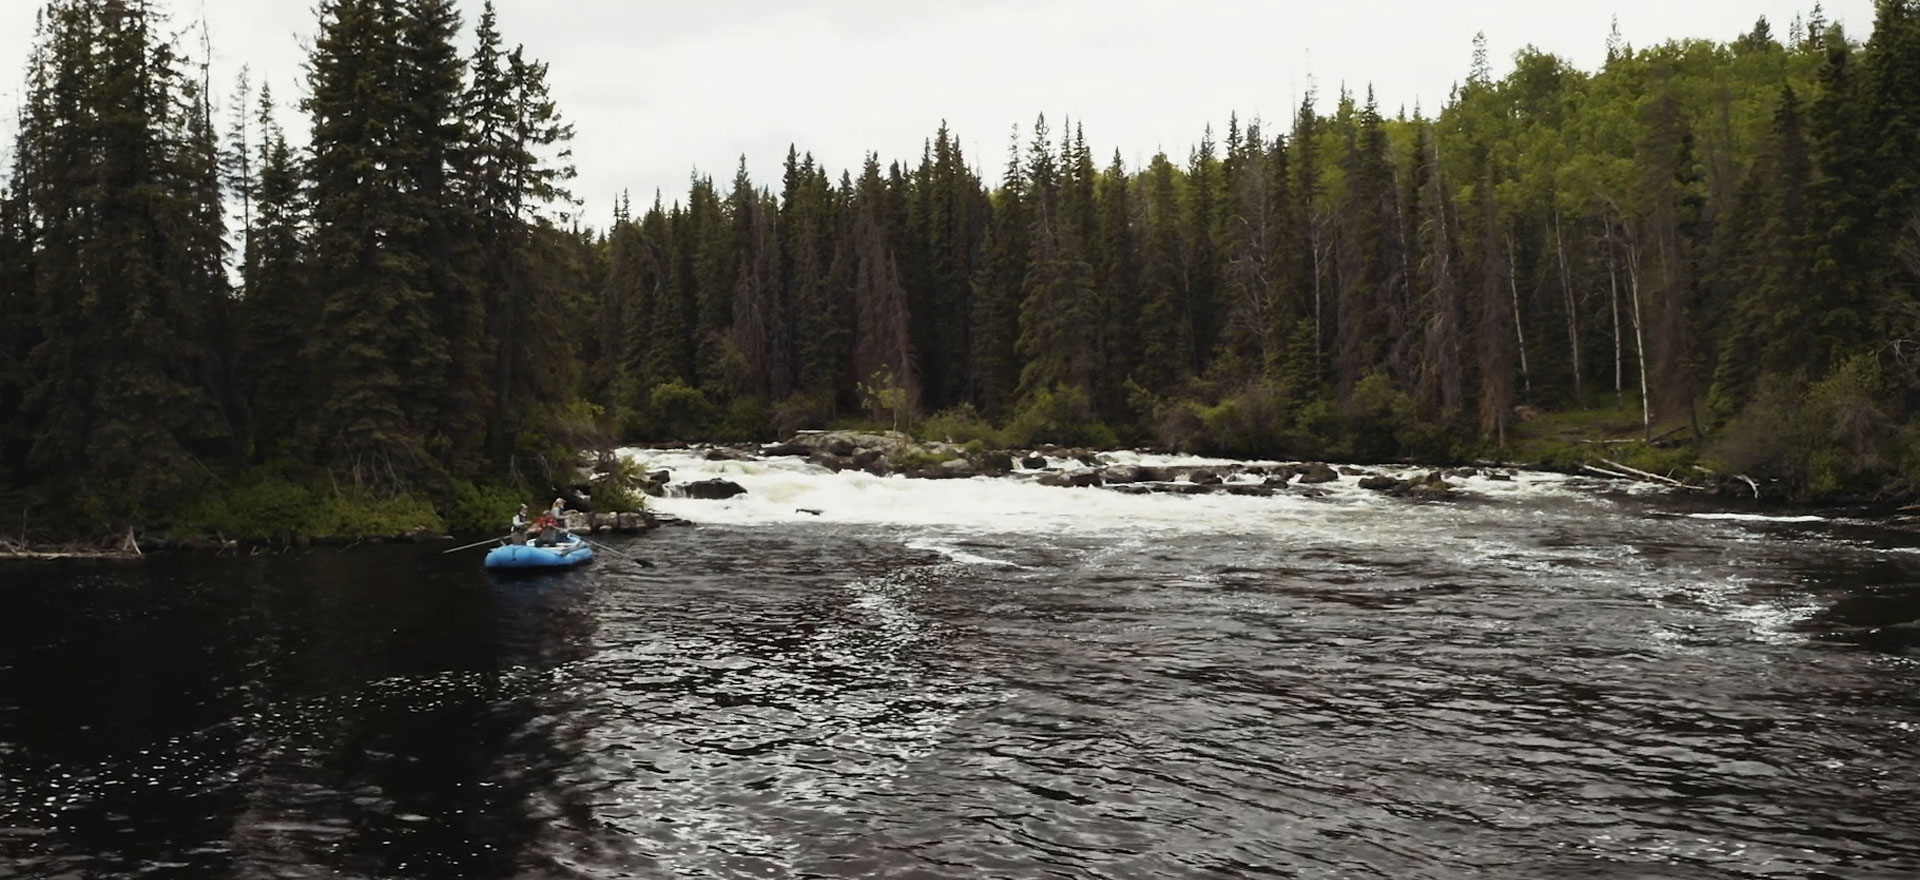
[3,450,1919,878]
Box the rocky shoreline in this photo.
[634,429,1519,503]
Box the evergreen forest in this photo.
[4,0,1920,538]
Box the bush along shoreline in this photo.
[0,456,662,560]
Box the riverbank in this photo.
[4,422,1892,558]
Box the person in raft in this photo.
[506,504,533,544]
[534,497,569,546]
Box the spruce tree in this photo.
[237,84,311,458]
[16,0,229,523]
[303,0,447,486]
[1136,152,1192,392]
[970,129,1029,419]
[1092,150,1140,421]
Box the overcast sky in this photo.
[0,0,1876,222]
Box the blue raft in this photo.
[483,534,595,570]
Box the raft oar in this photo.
[583,536,655,568]
[441,535,506,554]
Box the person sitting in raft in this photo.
[534,497,568,546]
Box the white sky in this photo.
[0,0,1876,222]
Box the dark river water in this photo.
[4,454,1920,879]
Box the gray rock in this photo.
[1297,463,1339,484]
[1189,469,1223,486]
[684,479,748,500]
[971,452,1015,475]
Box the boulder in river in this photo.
[971,452,1015,476]
[1020,454,1049,470]
[1359,476,1402,491]
[1296,463,1339,484]
[1188,469,1223,486]
[684,479,748,500]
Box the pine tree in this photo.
[851,156,917,418]
[1184,126,1221,371]
[303,0,448,486]
[237,84,311,458]
[970,128,1028,419]
[1412,125,1466,417]
[1092,150,1139,421]
[1136,152,1191,392]
[16,0,230,523]
[783,151,844,409]
[1332,91,1400,396]
[1015,116,1101,401]
[462,6,578,465]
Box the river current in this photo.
[3,450,1919,879]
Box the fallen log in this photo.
[1599,458,1706,491]
[1583,464,1639,481]
[1,548,143,563]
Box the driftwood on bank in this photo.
[1598,458,1705,490]
[0,545,143,563]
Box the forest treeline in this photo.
[3,0,1920,534]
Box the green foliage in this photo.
[172,471,445,542]
[857,367,912,433]
[648,380,716,439]
[587,454,649,514]
[1715,354,1901,497]
[772,390,836,435]
[892,448,960,470]
[444,480,527,534]
[1004,385,1119,448]
[920,404,1004,447]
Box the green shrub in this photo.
[588,455,650,513]
[921,403,1003,447]
[649,380,716,439]
[773,390,836,435]
[445,480,527,534]
[893,448,959,470]
[711,395,774,442]
[170,471,444,541]
[1004,386,1119,449]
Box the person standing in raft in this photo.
[507,504,532,545]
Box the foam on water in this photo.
[1685,512,1830,524]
